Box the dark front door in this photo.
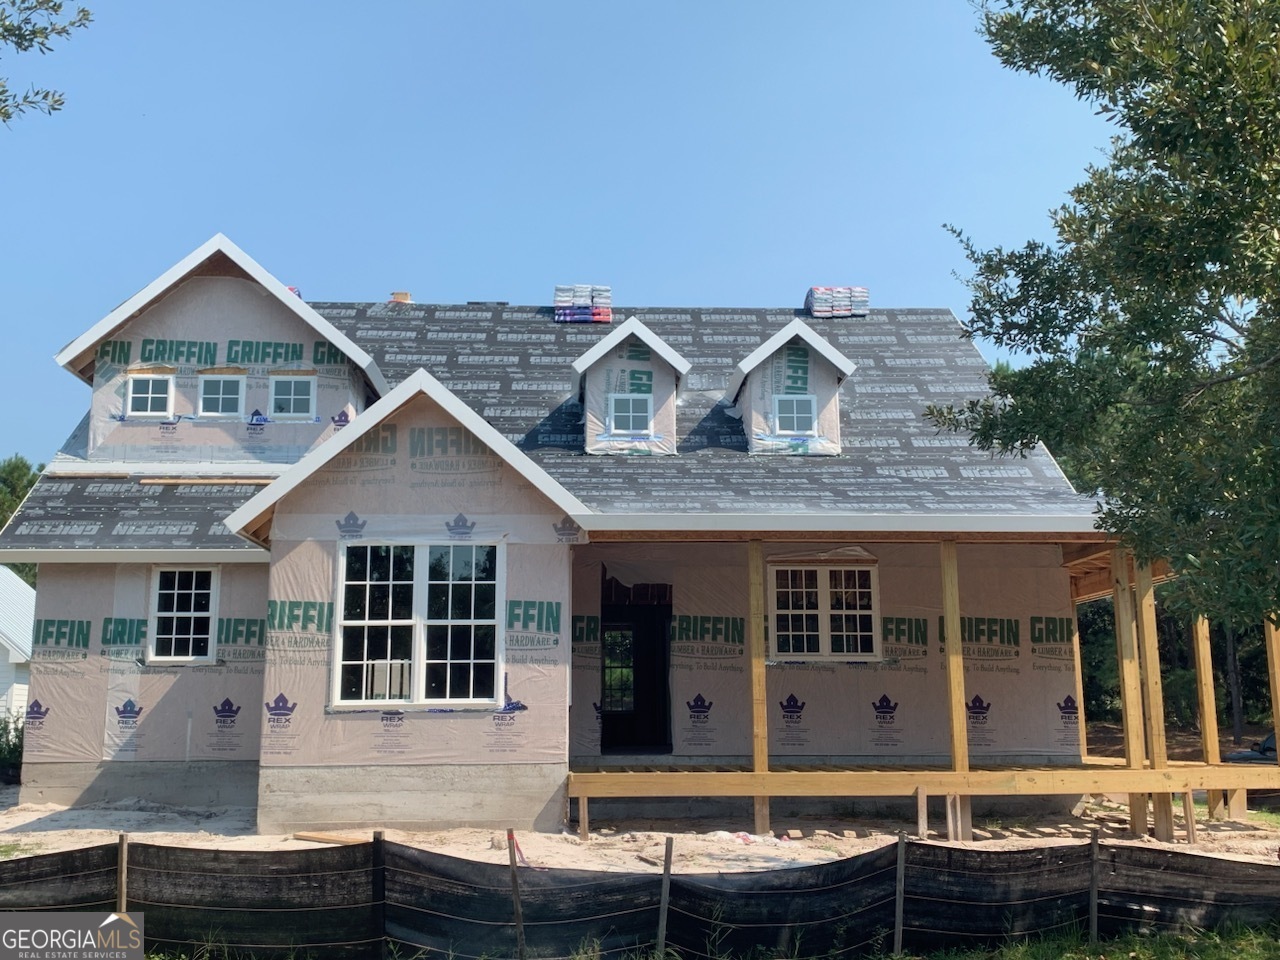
[600,601,672,754]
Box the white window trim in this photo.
[126,374,174,419]
[607,392,654,437]
[331,541,506,708]
[772,394,818,436]
[270,375,318,420]
[768,563,880,662]
[198,374,247,418]
[147,565,219,665]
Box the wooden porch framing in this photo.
[567,534,1280,841]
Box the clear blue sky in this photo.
[1,1,1112,464]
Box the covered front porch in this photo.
[568,533,1280,842]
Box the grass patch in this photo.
[886,927,1280,960]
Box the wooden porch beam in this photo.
[747,539,770,835]
[1135,562,1174,841]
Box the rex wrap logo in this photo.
[966,695,993,726]
[24,700,50,729]
[213,698,240,728]
[779,694,806,725]
[686,693,712,725]
[265,693,297,728]
[1057,694,1080,726]
[114,699,143,730]
[872,694,899,726]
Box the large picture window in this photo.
[770,564,878,660]
[149,567,218,663]
[337,543,501,705]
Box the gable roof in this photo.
[570,316,693,393]
[726,318,857,401]
[225,367,592,547]
[55,234,390,395]
[0,566,33,663]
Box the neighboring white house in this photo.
[0,566,33,718]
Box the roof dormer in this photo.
[571,316,691,456]
[728,319,855,456]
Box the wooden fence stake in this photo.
[656,836,673,956]
[507,828,527,960]
[893,832,906,956]
[1182,792,1198,844]
[372,830,386,960]
[915,787,928,839]
[116,833,128,913]
[1088,827,1100,945]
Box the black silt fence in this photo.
[0,837,1277,958]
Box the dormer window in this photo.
[608,393,653,436]
[271,375,316,419]
[773,395,817,435]
[199,375,245,417]
[127,375,173,418]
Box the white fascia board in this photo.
[0,549,268,564]
[226,368,593,543]
[573,512,1103,535]
[43,461,288,478]
[570,316,693,394]
[726,318,857,401]
[55,234,390,395]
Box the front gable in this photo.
[57,235,388,466]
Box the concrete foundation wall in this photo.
[257,763,569,833]
[20,761,258,807]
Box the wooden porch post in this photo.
[1191,616,1225,818]
[748,539,770,835]
[1070,605,1088,757]
[1111,548,1148,835]
[1135,563,1174,841]
[1264,620,1280,772]
[940,540,972,840]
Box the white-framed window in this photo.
[773,394,817,435]
[149,567,218,663]
[127,375,174,418]
[336,542,502,705]
[608,393,653,435]
[770,564,879,660]
[198,375,245,417]
[271,375,316,418]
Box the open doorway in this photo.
[600,577,672,754]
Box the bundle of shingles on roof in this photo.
[554,284,613,323]
[804,285,870,318]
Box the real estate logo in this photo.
[0,910,144,960]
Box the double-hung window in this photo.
[773,394,817,435]
[337,543,501,705]
[149,567,218,663]
[770,564,879,660]
[608,393,653,436]
[199,375,245,417]
[271,375,316,418]
[127,375,173,418]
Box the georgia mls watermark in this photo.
[0,912,144,960]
